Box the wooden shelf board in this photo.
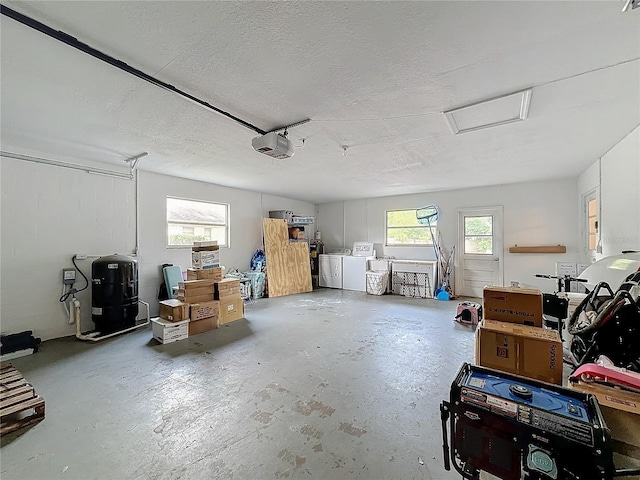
[508,245,567,254]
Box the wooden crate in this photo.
[0,364,45,435]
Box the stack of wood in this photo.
[0,364,45,435]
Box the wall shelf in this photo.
[508,245,566,254]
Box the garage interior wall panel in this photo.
[344,199,368,253]
[0,162,313,340]
[318,178,579,292]
[1,156,135,340]
[599,126,640,256]
[317,201,346,253]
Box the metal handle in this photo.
[440,402,451,471]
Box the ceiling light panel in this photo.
[444,89,532,134]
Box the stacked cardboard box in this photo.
[188,303,219,336]
[214,278,244,325]
[151,317,189,344]
[191,241,220,270]
[215,278,240,301]
[158,299,190,323]
[177,279,215,303]
[482,286,543,327]
[170,278,219,336]
[475,286,562,384]
[186,267,223,281]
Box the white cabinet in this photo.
[319,254,344,288]
[343,256,375,292]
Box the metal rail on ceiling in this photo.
[1,4,269,135]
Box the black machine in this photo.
[535,273,587,342]
[91,255,139,333]
[440,363,620,480]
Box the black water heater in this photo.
[91,255,139,333]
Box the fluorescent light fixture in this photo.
[444,89,532,134]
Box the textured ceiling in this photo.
[1,1,639,203]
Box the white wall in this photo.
[1,156,136,341]
[0,158,313,340]
[577,126,640,262]
[318,178,579,292]
[600,126,639,256]
[576,161,600,263]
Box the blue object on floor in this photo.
[436,290,451,301]
[163,265,183,299]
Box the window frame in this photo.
[166,196,229,248]
[385,208,436,247]
[463,215,494,255]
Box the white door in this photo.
[456,207,503,298]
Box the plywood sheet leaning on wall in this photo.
[263,218,312,297]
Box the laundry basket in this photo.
[366,270,389,296]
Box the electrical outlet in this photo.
[75,254,87,260]
[63,268,77,284]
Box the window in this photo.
[167,197,228,247]
[386,209,435,246]
[585,192,598,252]
[464,215,493,255]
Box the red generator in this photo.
[455,302,482,326]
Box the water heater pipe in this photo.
[75,300,150,342]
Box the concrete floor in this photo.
[2,289,477,479]
[3,289,638,480]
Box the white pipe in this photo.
[134,169,140,257]
[69,297,76,324]
[75,300,150,342]
[1,151,133,179]
[62,284,71,319]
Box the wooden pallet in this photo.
[0,364,45,435]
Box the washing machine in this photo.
[319,254,345,288]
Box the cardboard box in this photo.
[178,279,215,290]
[151,317,189,344]
[216,289,241,301]
[219,298,244,325]
[158,299,190,322]
[483,286,543,327]
[177,286,214,298]
[193,240,218,247]
[601,406,640,449]
[176,281,214,303]
[186,267,223,281]
[569,379,640,415]
[188,315,218,336]
[569,382,640,449]
[192,240,219,252]
[192,244,220,252]
[177,293,214,304]
[192,250,220,269]
[215,278,241,300]
[288,227,305,239]
[475,319,562,384]
[190,300,220,321]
